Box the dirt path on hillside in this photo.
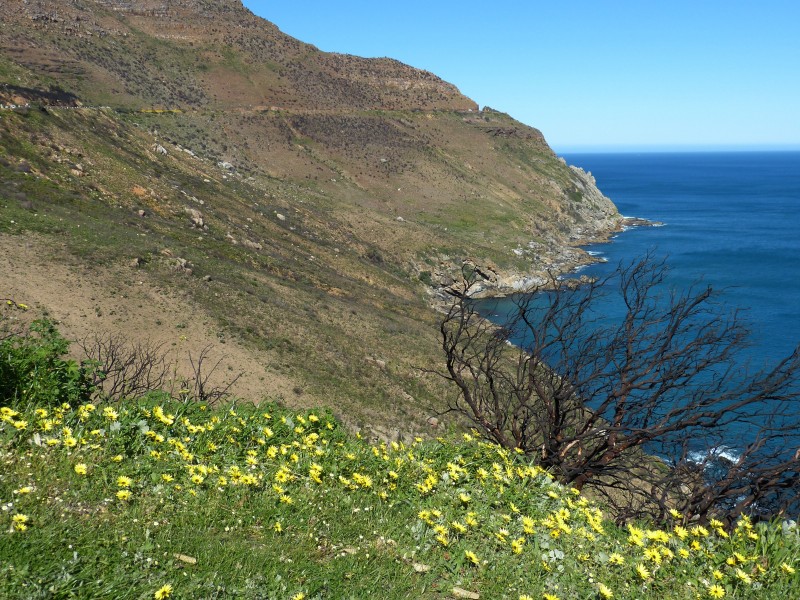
[0,233,297,404]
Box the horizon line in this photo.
[555,144,800,154]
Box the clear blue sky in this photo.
[242,1,800,152]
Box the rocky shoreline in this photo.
[465,215,662,299]
[426,161,662,302]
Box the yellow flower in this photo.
[14,486,33,495]
[674,525,689,540]
[691,525,709,537]
[608,552,625,566]
[290,594,305,600]
[116,489,132,501]
[153,406,175,426]
[464,550,480,566]
[111,454,124,462]
[542,594,559,600]
[636,563,651,580]
[734,568,752,584]
[644,547,662,565]
[598,583,613,599]
[74,463,88,475]
[12,518,28,532]
[117,475,133,488]
[272,521,282,533]
[669,508,683,519]
[708,584,725,598]
[780,562,796,575]
[154,584,173,599]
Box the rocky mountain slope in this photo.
[0,0,621,435]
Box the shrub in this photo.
[0,319,95,409]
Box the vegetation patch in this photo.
[1,320,799,599]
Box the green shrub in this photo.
[418,270,434,286]
[0,319,95,409]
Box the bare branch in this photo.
[435,254,800,524]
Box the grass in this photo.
[2,394,799,599]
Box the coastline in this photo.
[461,216,662,300]
[423,160,661,304]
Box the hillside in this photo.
[0,0,621,435]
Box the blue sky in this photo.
[242,1,800,152]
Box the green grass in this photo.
[2,395,799,599]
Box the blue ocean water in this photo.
[474,152,800,462]
[565,151,800,367]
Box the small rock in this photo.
[452,587,480,599]
[276,213,286,221]
[173,257,193,276]
[427,417,439,429]
[242,239,262,250]
[184,207,205,228]
[202,275,212,282]
[364,356,387,370]
[129,257,142,268]
[137,209,146,217]
[173,553,196,565]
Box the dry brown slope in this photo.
[1,233,297,403]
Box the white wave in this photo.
[688,445,742,465]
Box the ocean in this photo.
[474,151,800,463]
[564,151,800,367]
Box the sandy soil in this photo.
[0,233,297,403]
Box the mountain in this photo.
[0,0,620,436]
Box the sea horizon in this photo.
[554,145,800,154]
